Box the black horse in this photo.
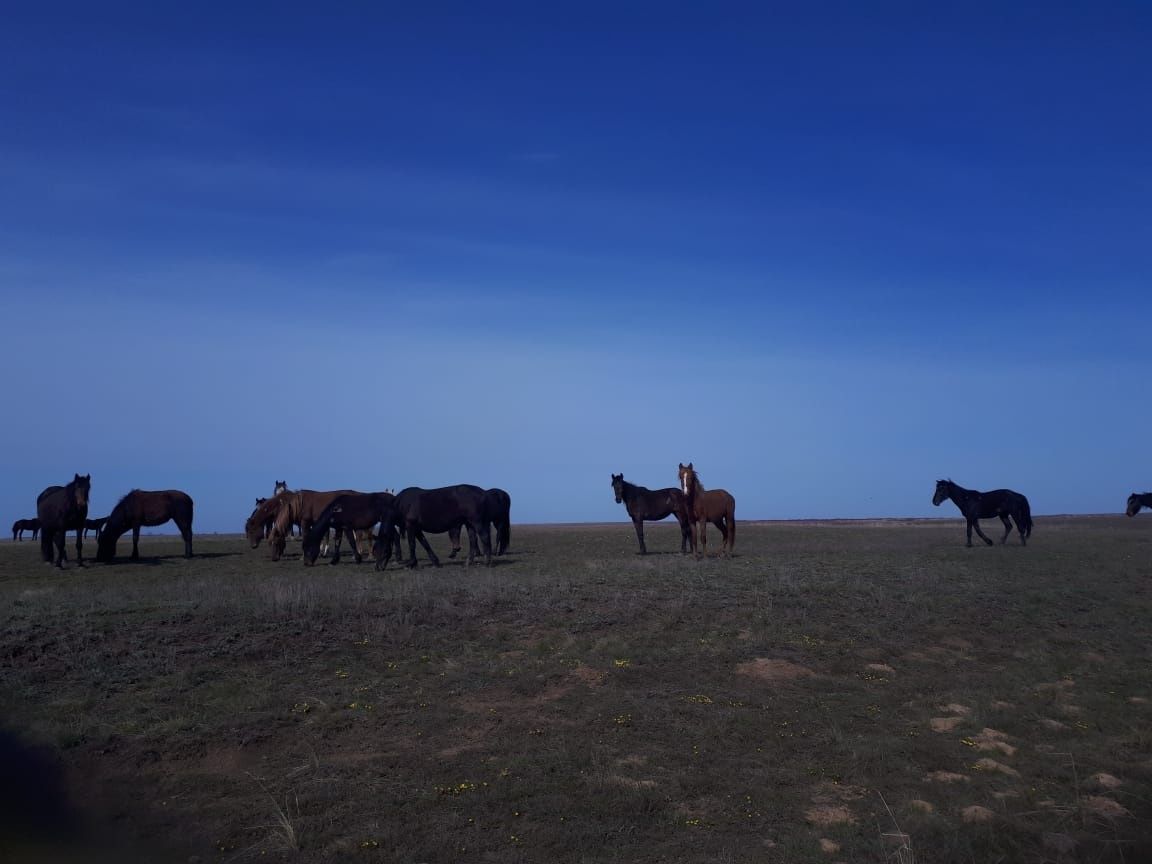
[83,517,107,540]
[373,485,493,570]
[1127,493,1152,517]
[37,474,91,568]
[11,518,39,541]
[302,492,401,565]
[448,487,512,558]
[932,479,1033,547]
[611,473,693,554]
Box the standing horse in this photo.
[1127,493,1152,517]
[84,517,108,540]
[677,463,736,558]
[932,479,1032,547]
[272,481,295,536]
[302,492,401,565]
[37,474,91,568]
[611,474,692,555]
[373,485,492,570]
[96,490,195,562]
[11,518,39,541]
[448,487,512,558]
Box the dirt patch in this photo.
[1035,679,1075,692]
[940,637,972,650]
[974,758,1019,778]
[1082,796,1131,822]
[939,703,971,715]
[909,799,934,813]
[929,717,964,733]
[1039,718,1068,731]
[736,658,815,682]
[973,728,1016,756]
[865,663,895,675]
[926,771,969,784]
[1089,773,1123,790]
[571,664,606,686]
[989,700,1016,711]
[961,805,995,823]
[818,838,840,854]
[804,805,856,826]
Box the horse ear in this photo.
[687,462,693,470]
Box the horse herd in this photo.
[11,472,1152,570]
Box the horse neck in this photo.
[944,483,973,506]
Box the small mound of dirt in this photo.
[736,658,815,682]
[1039,718,1068,731]
[973,729,1017,756]
[909,799,934,813]
[926,771,969,784]
[865,663,895,675]
[974,758,1019,778]
[818,838,841,854]
[929,717,964,733]
[1082,796,1131,821]
[571,665,606,686]
[939,703,971,715]
[1089,773,1123,790]
[804,805,856,826]
[989,700,1016,711]
[960,805,995,823]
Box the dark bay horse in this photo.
[677,464,736,558]
[932,479,1032,547]
[611,473,692,555]
[96,490,194,562]
[302,492,401,565]
[83,517,107,540]
[448,487,512,558]
[373,485,492,570]
[11,518,39,541]
[1127,493,1152,517]
[37,474,91,568]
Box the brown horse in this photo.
[96,490,194,562]
[37,474,90,568]
[245,496,284,548]
[677,463,736,558]
[268,489,359,561]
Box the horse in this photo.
[96,490,194,562]
[245,496,284,548]
[1127,493,1152,517]
[373,485,492,570]
[83,517,107,540]
[37,474,91,568]
[677,463,736,558]
[302,492,401,565]
[448,487,512,558]
[267,490,359,561]
[272,482,296,536]
[611,474,692,555]
[932,479,1033,547]
[11,518,39,541]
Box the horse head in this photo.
[72,474,91,510]
[611,474,624,503]
[932,479,951,507]
[678,463,697,496]
[274,481,288,496]
[1127,493,1144,517]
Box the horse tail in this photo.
[497,518,511,555]
[728,496,736,552]
[1019,496,1033,538]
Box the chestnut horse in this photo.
[677,463,736,558]
[267,489,359,561]
[1127,493,1152,517]
[37,474,91,568]
[96,490,194,561]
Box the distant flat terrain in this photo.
[2,518,1150,862]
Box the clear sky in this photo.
[2,2,1149,532]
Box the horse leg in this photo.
[632,518,647,554]
[130,526,141,560]
[413,528,439,568]
[1013,512,1027,546]
[178,518,193,558]
[474,518,493,567]
[349,527,363,564]
[54,529,67,569]
[75,526,85,568]
[713,518,729,558]
[447,525,461,558]
[969,518,993,547]
[998,515,1013,545]
[329,527,344,564]
[698,520,708,558]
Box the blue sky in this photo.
[2,2,1149,532]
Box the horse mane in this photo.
[114,489,142,509]
[686,467,705,492]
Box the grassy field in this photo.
[2,517,1151,863]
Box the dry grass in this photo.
[2,517,1152,861]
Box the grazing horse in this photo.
[449,487,512,558]
[611,474,692,555]
[267,489,359,561]
[245,497,284,548]
[272,481,295,536]
[83,517,108,540]
[302,492,401,565]
[11,518,39,541]
[1127,493,1152,517]
[932,479,1032,547]
[37,474,91,568]
[96,490,195,561]
[677,463,736,558]
[374,485,493,570]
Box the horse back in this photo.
[395,484,485,532]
